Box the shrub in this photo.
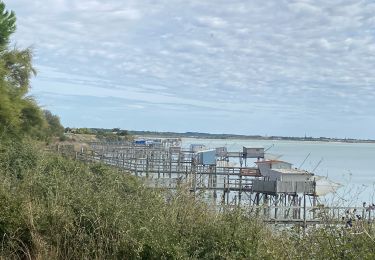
[1,141,375,259]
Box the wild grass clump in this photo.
[1,140,375,259]
[291,223,375,259]
[0,141,281,259]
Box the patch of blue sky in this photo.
[6,0,375,138]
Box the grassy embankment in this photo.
[1,140,375,259]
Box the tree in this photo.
[0,1,16,47]
[44,110,64,138]
[0,2,46,140]
[117,130,129,136]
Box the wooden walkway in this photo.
[57,141,375,226]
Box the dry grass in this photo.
[0,140,374,259]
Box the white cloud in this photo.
[197,16,228,28]
[318,38,332,50]
[5,0,375,137]
[111,9,142,20]
[288,2,322,15]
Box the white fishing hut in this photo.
[256,160,313,182]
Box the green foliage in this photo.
[0,1,374,259]
[95,128,131,141]
[1,143,375,259]
[96,131,122,141]
[288,225,375,259]
[0,49,39,139]
[1,48,36,92]
[117,129,129,136]
[73,128,93,135]
[0,2,63,142]
[64,128,132,141]
[0,3,43,141]
[0,141,281,259]
[44,110,64,138]
[0,139,39,179]
[0,1,16,47]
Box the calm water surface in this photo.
[181,138,375,205]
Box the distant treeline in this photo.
[65,127,131,141]
[114,130,375,143]
[65,128,375,143]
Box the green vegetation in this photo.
[0,141,279,259]
[0,1,63,142]
[1,1,375,259]
[126,130,375,144]
[1,142,375,259]
[66,128,132,142]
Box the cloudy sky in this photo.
[6,0,375,138]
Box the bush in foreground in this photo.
[0,141,282,259]
[1,141,375,259]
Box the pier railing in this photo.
[54,143,375,225]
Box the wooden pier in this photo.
[58,140,375,226]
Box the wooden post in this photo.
[263,194,268,218]
[312,195,316,219]
[146,155,149,178]
[157,170,160,188]
[303,194,307,232]
[369,209,371,224]
[226,174,230,205]
[275,194,278,220]
[169,155,172,179]
[192,160,197,195]
[255,193,260,217]
[213,167,217,200]
[222,177,226,205]
[123,152,126,169]
[135,158,138,177]
[238,175,242,206]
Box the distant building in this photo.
[256,160,313,182]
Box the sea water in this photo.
[181,138,375,205]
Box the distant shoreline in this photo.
[129,130,375,144]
